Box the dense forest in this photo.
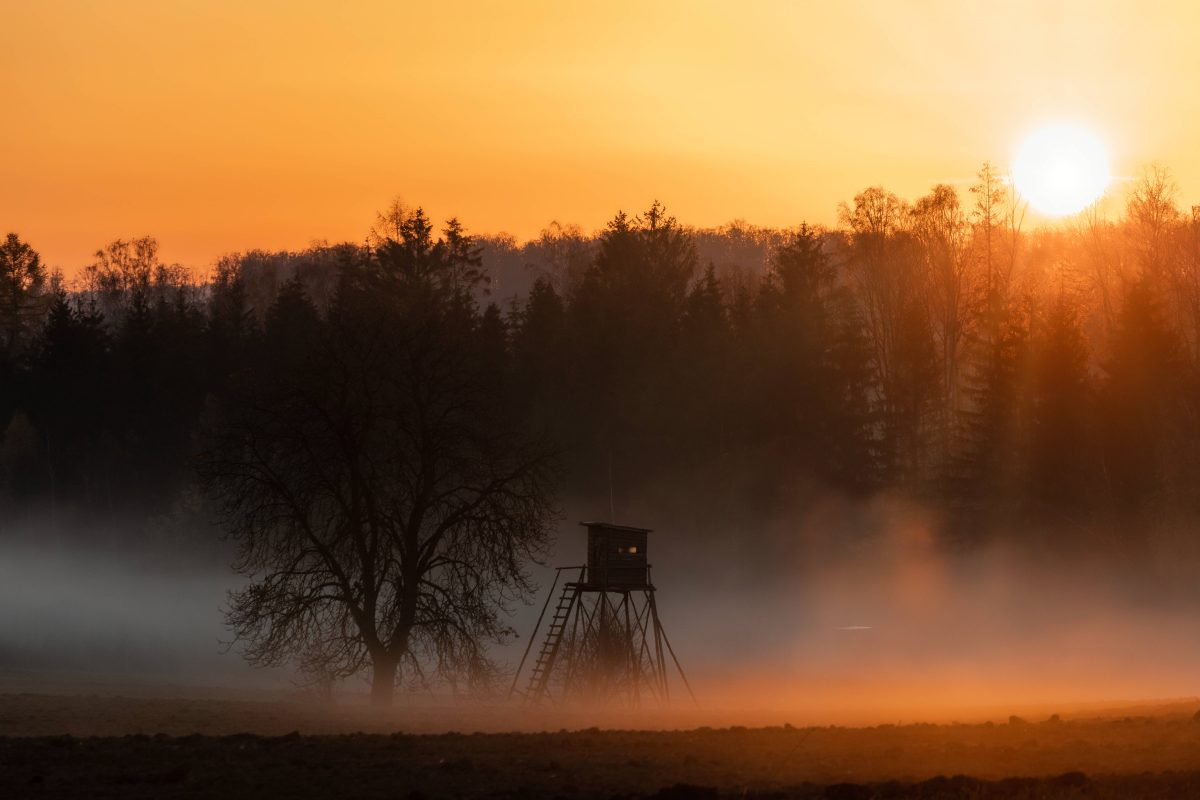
[2,163,1199,562]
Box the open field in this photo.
[6,685,1200,798]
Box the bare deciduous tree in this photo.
[201,210,559,706]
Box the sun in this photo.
[1011,124,1111,216]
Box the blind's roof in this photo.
[580,521,653,534]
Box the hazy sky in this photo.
[4,0,1200,272]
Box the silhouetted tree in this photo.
[958,292,1029,509]
[1178,207,1200,367]
[28,291,110,507]
[1025,290,1094,521]
[911,184,973,472]
[0,233,48,362]
[527,221,594,297]
[1125,164,1180,281]
[569,201,697,482]
[747,225,874,487]
[205,255,259,397]
[675,263,733,465]
[840,187,937,482]
[1100,278,1189,527]
[202,211,558,705]
[81,236,160,322]
[511,277,569,437]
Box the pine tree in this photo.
[1025,291,1093,519]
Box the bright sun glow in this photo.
[1012,124,1112,216]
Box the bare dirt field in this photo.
[5,682,1200,798]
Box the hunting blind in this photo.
[509,521,695,708]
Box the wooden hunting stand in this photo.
[508,522,695,708]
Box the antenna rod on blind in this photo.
[607,449,615,523]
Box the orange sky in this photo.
[4,1,1200,272]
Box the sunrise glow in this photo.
[1012,124,1112,216]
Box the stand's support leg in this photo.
[622,591,640,708]
[647,590,669,703]
[560,588,591,702]
[649,591,698,708]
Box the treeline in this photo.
[2,164,1199,554]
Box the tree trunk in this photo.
[370,654,397,707]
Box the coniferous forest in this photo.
[2,164,1199,564]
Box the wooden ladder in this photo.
[524,580,580,702]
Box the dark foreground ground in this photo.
[6,691,1200,798]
